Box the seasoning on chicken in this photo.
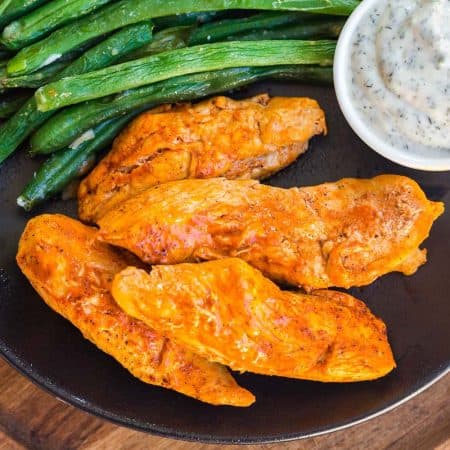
[16,214,255,407]
[112,259,396,382]
[78,94,326,222]
[98,175,444,291]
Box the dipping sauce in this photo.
[349,0,449,153]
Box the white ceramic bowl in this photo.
[333,0,450,172]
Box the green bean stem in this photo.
[2,0,114,50]
[0,32,121,90]
[1,61,68,88]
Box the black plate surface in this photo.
[0,81,449,444]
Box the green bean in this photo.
[0,34,113,89]
[57,35,109,61]
[0,0,13,15]
[0,34,108,88]
[0,0,49,28]
[125,16,345,61]
[0,98,48,162]
[0,23,153,163]
[229,18,345,41]
[0,97,47,161]
[31,65,332,154]
[36,40,336,112]
[2,0,114,50]
[56,21,153,79]
[8,0,357,76]
[188,11,310,45]
[1,60,68,88]
[121,26,193,62]
[153,11,231,30]
[0,36,107,89]
[272,64,332,83]
[17,114,133,210]
[0,90,30,117]
[7,0,161,76]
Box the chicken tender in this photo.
[112,259,396,382]
[78,94,326,222]
[98,176,444,291]
[16,214,255,407]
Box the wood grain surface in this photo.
[0,358,448,450]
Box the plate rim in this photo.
[1,340,449,444]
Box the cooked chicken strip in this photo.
[78,94,326,222]
[98,175,444,291]
[16,214,255,407]
[112,259,396,382]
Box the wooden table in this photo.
[0,357,448,450]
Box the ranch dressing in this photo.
[350,0,450,152]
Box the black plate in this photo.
[0,81,449,444]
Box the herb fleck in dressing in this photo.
[350,0,449,152]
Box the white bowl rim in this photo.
[333,0,450,172]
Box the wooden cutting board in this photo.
[0,358,448,450]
